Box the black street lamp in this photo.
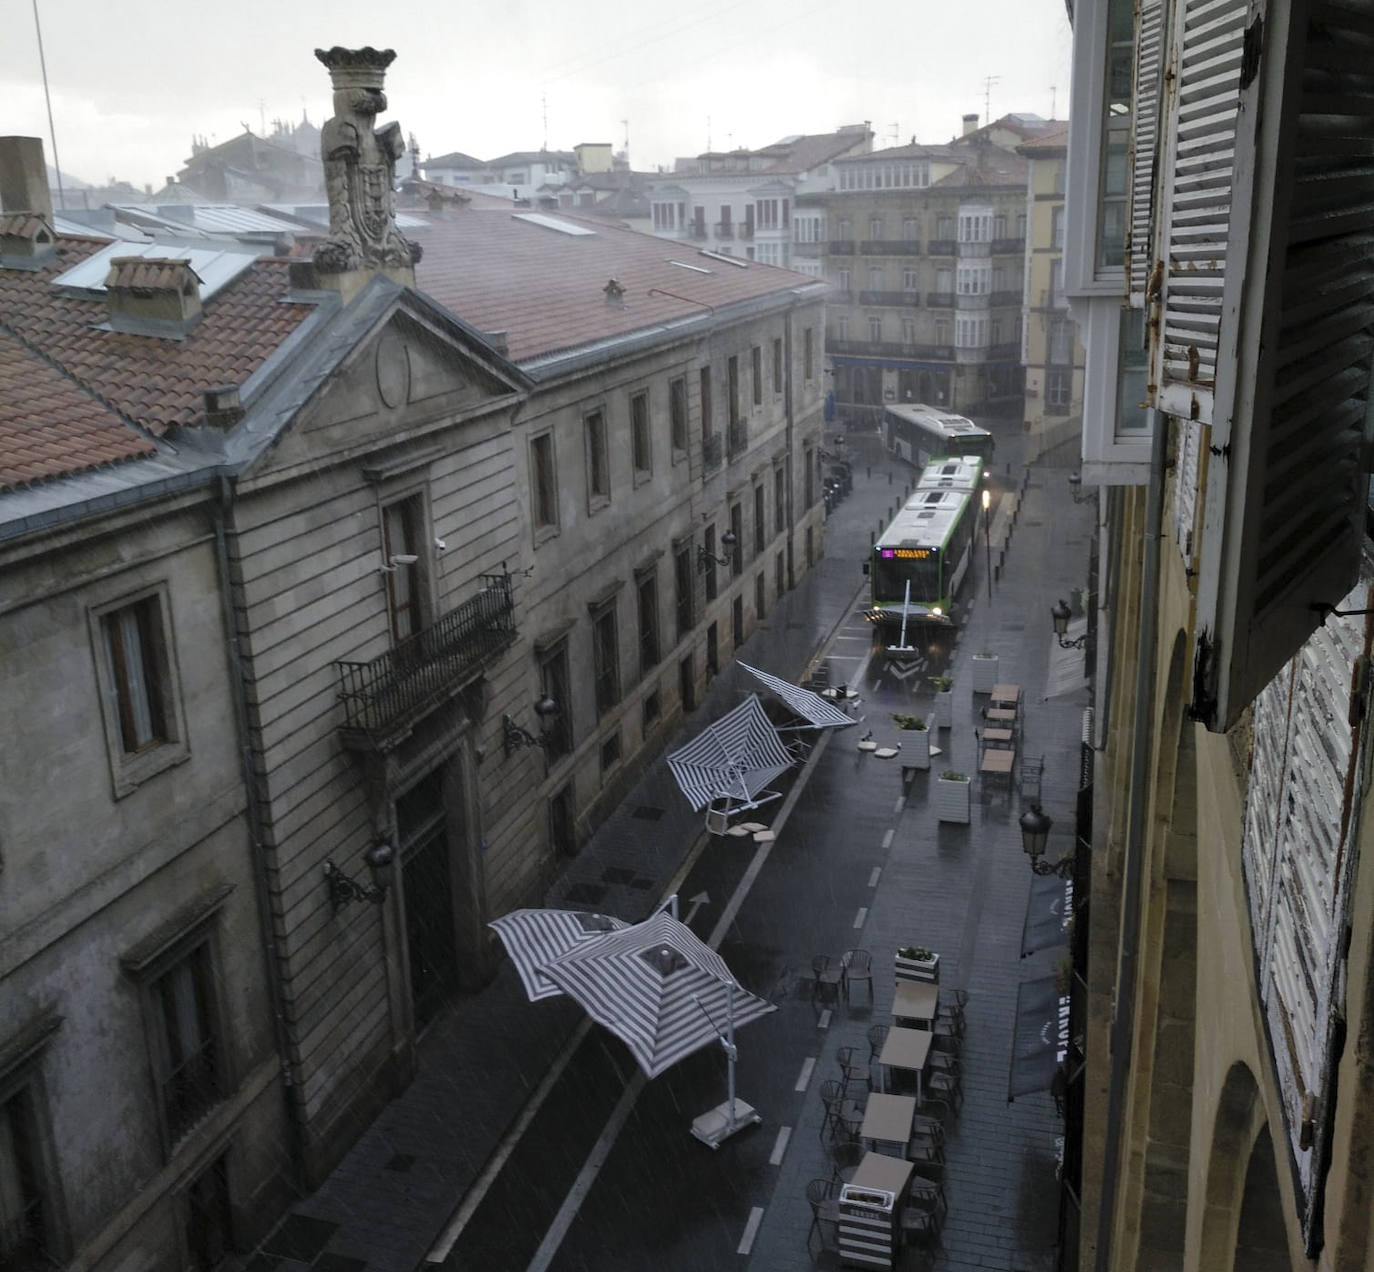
[1051,598,1088,649]
[697,529,738,571]
[324,841,396,911]
[1019,804,1074,878]
[503,695,560,756]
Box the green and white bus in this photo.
[884,403,995,470]
[866,463,982,630]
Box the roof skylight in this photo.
[512,212,596,236]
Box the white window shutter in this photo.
[1126,0,1166,304]
[1172,417,1203,567]
[1153,0,1248,422]
[1189,0,1374,732]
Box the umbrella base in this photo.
[690,1098,761,1149]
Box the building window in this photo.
[592,602,620,717]
[538,639,573,759]
[703,525,719,602]
[990,318,1002,345]
[868,216,883,241]
[935,318,950,345]
[674,541,694,638]
[754,484,766,554]
[706,621,719,676]
[754,573,766,622]
[730,502,744,578]
[699,366,713,443]
[732,595,744,649]
[0,1034,64,1272]
[151,942,222,1145]
[751,345,762,406]
[936,215,954,240]
[868,316,882,343]
[670,376,688,456]
[775,550,785,598]
[92,586,188,797]
[600,730,621,774]
[531,431,558,533]
[1046,369,1072,411]
[1049,317,1073,365]
[1050,258,1066,308]
[803,328,814,380]
[836,314,849,342]
[549,784,576,856]
[772,337,783,394]
[868,266,883,290]
[637,569,660,677]
[804,444,815,507]
[902,317,917,345]
[903,217,919,242]
[184,1155,233,1272]
[679,653,696,712]
[774,466,786,533]
[1051,205,1065,250]
[585,409,610,507]
[902,268,918,292]
[382,495,428,642]
[728,356,740,430]
[631,391,651,480]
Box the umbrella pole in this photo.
[887,579,914,655]
[690,983,761,1149]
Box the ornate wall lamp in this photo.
[697,529,738,572]
[503,696,559,756]
[1067,473,1093,504]
[1019,804,1075,878]
[324,841,395,911]
[1051,598,1088,649]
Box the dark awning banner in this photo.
[1008,975,1069,1102]
[1020,871,1073,958]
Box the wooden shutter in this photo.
[1126,0,1167,303]
[1189,0,1374,731]
[1153,0,1248,421]
[1172,417,1203,568]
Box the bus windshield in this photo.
[873,550,941,603]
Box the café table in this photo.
[990,683,1020,709]
[982,727,1015,749]
[980,747,1015,788]
[861,1092,917,1156]
[850,1148,915,1199]
[893,980,939,1029]
[878,1026,933,1103]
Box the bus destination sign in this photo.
[879,547,935,560]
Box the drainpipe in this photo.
[784,298,796,589]
[213,476,306,1182]
[1094,408,1168,1270]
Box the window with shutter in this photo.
[1189,0,1374,731]
[1241,594,1368,1249]
[1153,0,1247,420]
[1171,417,1202,568]
[1126,0,1166,302]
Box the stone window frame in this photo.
[529,428,560,544]
[88,580,191,800]
[629,388,653,486]
[583,405,611,513]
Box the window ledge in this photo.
[111,738,191,800]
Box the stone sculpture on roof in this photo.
[313,46,421,278]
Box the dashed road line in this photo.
[881,829,894,850]
[737,1206,765,1254]
[795,1057,817,1092]
[853,906,868,928]
[769,1126,791,1166]
[868,867,882,887]
[817,1008,832,1030]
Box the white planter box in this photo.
[895,952,940,983]
[935,775,971,823]
[933,689,954,730]
[971,654,1000,694]
[899,726,930,769]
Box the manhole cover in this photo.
[631,805,665,821]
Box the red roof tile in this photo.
[0,238,315,467]
[0,329,155,490]
[412,210,820,364]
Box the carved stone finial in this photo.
[311,45,419,289]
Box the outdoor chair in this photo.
[806,1178,841,1257]
[830,1138,866,1185]
[907,1114,945,1164]
[899,1192,945,1251]
[836,1045,870,1097]
[841,948,874,1003]
[812,955,844,1006]
[937,987,968,1037]
[818,1079,845,1143]
[927,1057,964,1114]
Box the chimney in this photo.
[104,256,203,338]
[203,386,245,430]
[0,136,57,269]
[962,114,980,137]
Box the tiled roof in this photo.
[0,236,315,484]
[0,213,52,241]
[1017,125,1071,154]
[412,209,820,365]
[105,257,198,292]
[424,151,484,170]
[0,329,155,490]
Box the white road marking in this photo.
[881,829,894,850]
[817,1008,832,1029]
[769,1126,791,1166]
[853,906,868,928]
[868,867,882,887]
[737,1206,765,1254]
[796,1056,817,1091]
[894,795,906,814]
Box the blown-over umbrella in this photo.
[488,908,629,1003]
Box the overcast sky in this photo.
[9,0,1072,191]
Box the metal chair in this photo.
[818,1079,845,1143]
[841,948,874,1004]
[927,1057,964,1114]
[806,1177,841,1257]
[867,1023,890,1065]
[812,955,843,1006]
[830,1138,866,1185]
[937,987,968,1038]
[836,1045,870,1098]
[907,1114,945,1164]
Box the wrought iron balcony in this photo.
[926,239,957,256]
[860,240,921,256]
[990,237,1026,254]
[829,239,857,255]
[989,290,1024,306]
[859,290,922,308]
[688,224,709,240]
[336,572,516,745]
[829,339,954,361]
[702,432,723,472]
[925,291,955,308]
[727,421,749,458]
[988,342,1023,360]
[714,222,735,238]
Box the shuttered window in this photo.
[1172,417,1202,568]
[1189,0,1374,731]
[1126,0,1165,301]
[1154,0,1247,420]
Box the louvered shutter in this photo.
[1153,0,1248,420]
[1189,0,1374,731]
[1172,417,1203,567]
[1126,0,1167,303]
[1242,595,1367,1250]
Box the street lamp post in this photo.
[982,487,992,600]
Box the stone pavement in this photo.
[248,425,1093,1271]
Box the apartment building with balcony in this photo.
[797,114,1061,424]
[646,126,873,269]
[1017,125,1085,459]
[1060,0,1374,1268]
[0,51,828,1269]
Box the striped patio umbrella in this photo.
[541,911,776,1079]
[488,908,629,1002]
[665,693,796,812]
[737,661,857,729]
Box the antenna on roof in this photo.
[1050,84,1057,118]
[541,92,548,152]
[981,75,1001,126]
[30,0,65,213]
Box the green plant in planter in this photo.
[929,674,953,693]
[898,945,936,962]
[940,770,968,782]
[891,713,927,730]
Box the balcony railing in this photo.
[956,292,991,310]
[829,339,954,361]
[988,342,1022,360]
[336,573,516,743]
[829,289,854,304]
[956,240,990,257]
[926,291,955,308]
[727,421,748,458]
[829,239,857,255]
[859,290,922,308]
[989,290,1024,306]
[738,223,754,240]
[688,224,708,240]
[860,240,921,256]
[714,222,734,239]
[703,432,723,471]
[926,239,956,256]
[990,237,1026,254]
